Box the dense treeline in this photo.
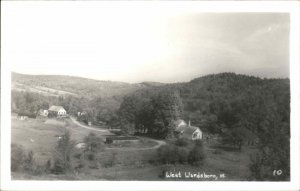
[118,73,289,139]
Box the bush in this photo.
[45,159,52,173]
[86,152,96,161]
[73,153,82,159]
[175,138,189,147]
[157,140,205,165]
[51,158,65,174]
[11,144,25,172]
[23,151,35,172]
[177,147,189,164]
[84,133,104,152]
[157,144,178,164]
[157,144,190,165]
[101,151,117,167]
[188,140,206,166]
[213,149,223,155]
[11,144,49,175]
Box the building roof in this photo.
[48,105,65,112]
[175,125,187,133]
[181,126,201,139]
[174,119,186,126]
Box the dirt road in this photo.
[69,117,165,150]
[70,117,110,133]
[106,138,166,151]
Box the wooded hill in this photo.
[119,72,289,138]
[117,73,290,180]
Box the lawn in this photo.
[11,116,254,181]
[11,116,65,164]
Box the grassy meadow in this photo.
[11,115,255,181]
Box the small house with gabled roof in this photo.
[174,120,202,140]
[48,105,67,117]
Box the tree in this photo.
[120,119,136,135]
[222,127,253,151]
[118,96,139,134]
[53,130,75,174]
[150,91,183,138]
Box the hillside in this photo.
[120,72,290,134]
[11,72,289,132]
[11,72,149,98]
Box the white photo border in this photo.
[1,1,299,191]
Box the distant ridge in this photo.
[11,72,157,98]
[11,72,289,99]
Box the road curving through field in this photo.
[69,117,166,151]
[70,117,110,133]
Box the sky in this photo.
[3,4,290,83]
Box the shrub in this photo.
[11,144,57,175]
[86,152,96,161]
[101,151,117,167]
[188,140,206,166]
[23,151,35,172]
[74,158,88,172]
[89,161,100,169]
[76,162,85,170]
[175,138,189,147]
[213,149,222,155]
[11,144,25,172]
[158,140,201,165]
[73,153,82,159]
[84,133,104,152]
[51,158,65,174]
[157,144,179,164]
[45,159,52,173]
[177,147,189,164]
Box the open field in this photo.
[12,82,79,97]
[11,116,255,181]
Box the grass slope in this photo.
[12,116,254,181]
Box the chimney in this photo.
[188,120,191,126]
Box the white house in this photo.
[48,105,67,117]
[174,120,202,140]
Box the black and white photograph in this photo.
[1,1,299,191]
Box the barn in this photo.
[48,106,67,117]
